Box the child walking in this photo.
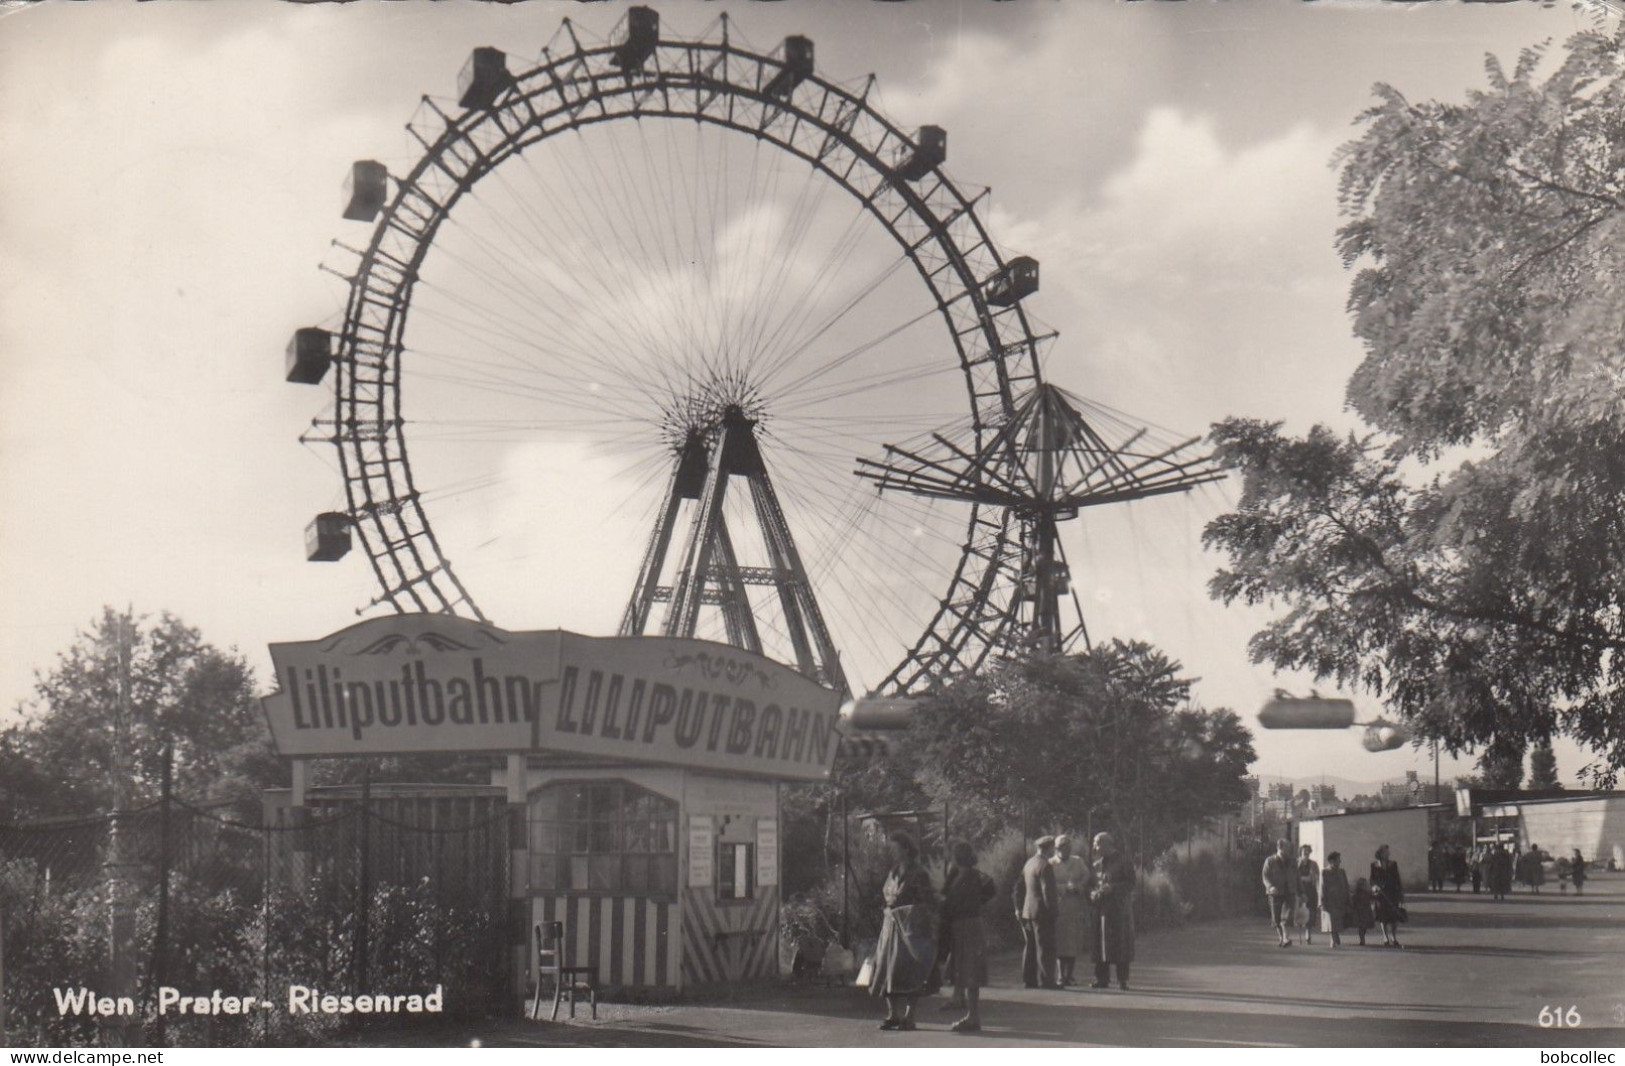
[1351,877,1375,947]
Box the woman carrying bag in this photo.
[870,832,938,1032]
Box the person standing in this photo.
[1450,847,1469,892]
[1051,834,1090,986]
[940,841,996,1033]
[872,833,937,1032]
[1370,843,1405,948]
[1013,835,1061,989]
[1427,844,1445,893]
[1087,832,1135,990]
[1571,849,1588,896]
[1295,844,1320,945]
[1525,844,1547,894]
[1320,851,1351,948]
[1488,842,1514,901]
[1470,846,1483,894]
[1351,877,1375,945]
[1262,838,1296,948]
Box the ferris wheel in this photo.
[286,10,1214,696]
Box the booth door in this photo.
[681,812,778,986]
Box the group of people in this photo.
[1261,839,1406,948]
[868,830,1134,1035]
[868,829,1601,1034]
[1429,842,1589,900]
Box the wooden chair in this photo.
[531,920,597,1021]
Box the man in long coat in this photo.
[1086,831,1135,990]
[1012,835,1060,989]
[1050,834,1090,986]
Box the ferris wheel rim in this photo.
[325,21,1047,694]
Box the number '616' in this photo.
[1539,1006,1582,1028]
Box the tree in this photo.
[904,642,1256,862]
[1528,740,1563,790]
[0,607,277,820]
[1476,739,1525,791]
[1205,31,1625,785]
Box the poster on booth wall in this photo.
[756,819,778,888]
[689,814,715,888]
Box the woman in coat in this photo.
[1294,844,1320,945]
[1086,832,1135,990]
[872,832,937,1031]
[1488,842,1514,901]
[939,841,996,1033]
[1050,834,1091,986]
[1525,845,1547,893]
[1319,850,1351,948]
[1369,844,1405,948]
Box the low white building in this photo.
[1482,794,1625,869]
[1297,806,1432,891]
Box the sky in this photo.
[0,0,1608,788]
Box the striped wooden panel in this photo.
[531,895,678,988]
[680,886,779,986]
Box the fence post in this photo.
[103,617,139,1048]
[840,793,849,948]
[1,889,8,1048]
[504,754,528,1016]
[354,768,371,993]
[260,823,272,1047]
[153,746,173,1047]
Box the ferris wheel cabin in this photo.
[459,47,513,111]
[765,36,814,98]
[342,161,388,223]
[284,327,333,385]
[892,126,947,183]
[611,7,661,72]
[985,256,1040,307]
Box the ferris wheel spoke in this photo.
[411,263,663,408]
[767,474,953,668]
[754,260,920,398]
[726,149,829,380]
[768,448,966,565]
[568,128,707,383]
[403,303,656,419]
[750,210,896,390]
[777,359,963,413]
[491,153,696,400]
[436,191,685,406]
[404,343,658,414]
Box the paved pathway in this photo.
[397,871,1625,1047]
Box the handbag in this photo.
[822,945,855,978]
[1397,905,1409,924]
[855,952,876,989]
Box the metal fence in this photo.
[0,789,512,1047]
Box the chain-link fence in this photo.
[0,788,513,1047]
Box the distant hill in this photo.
[1253,772,1403,798]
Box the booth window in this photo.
[528,781,677,897]
[718,842,755,901]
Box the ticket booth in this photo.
[515,760,784,989]
[260,614,843,998]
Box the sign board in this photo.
[756,819,778,889]
[688,815,715,888]
[261,615,843,781]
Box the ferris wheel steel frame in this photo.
[318,16,1048,695]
